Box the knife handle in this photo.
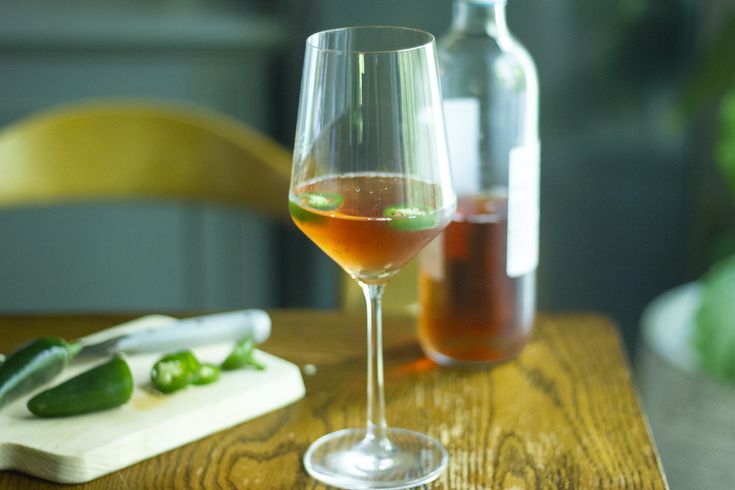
[114,310,271,354]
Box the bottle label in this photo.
[507,143,540,277]
[442,98,480,196]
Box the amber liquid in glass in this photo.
[418,193,533,364]
[290,173,452,284]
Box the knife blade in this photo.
[77,309,271,356]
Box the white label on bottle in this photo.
[507,143,540,278]
[442,98,480,196]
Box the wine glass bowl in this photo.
[290,26,455,489]
[290,173,453,283]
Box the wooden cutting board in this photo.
[0,315,306,484]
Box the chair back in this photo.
[0,101,292,217]
[0,101,295,311]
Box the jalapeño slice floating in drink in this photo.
[384,205,438,231]
[298,192,344,211]
[289,192,344,223]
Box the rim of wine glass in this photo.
[305,25,436,55]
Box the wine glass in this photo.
[290,26,455,489]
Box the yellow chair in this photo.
[0,101,292,217]
[0,100,295,311]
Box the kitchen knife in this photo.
[77,309,271,356]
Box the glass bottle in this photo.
[418,0,540,366]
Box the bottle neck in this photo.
[451,0,509,37]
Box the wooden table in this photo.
[0,311,667,489]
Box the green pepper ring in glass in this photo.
[299,192,344,210]
[384,205,438,231]
[290,192,344,223]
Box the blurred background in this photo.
[3,0,732,343]
[2,1,735,485]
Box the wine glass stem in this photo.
[360,281,392,453]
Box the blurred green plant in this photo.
[694,254,735,381]
[679,16,735,382]
[679,16,735,193]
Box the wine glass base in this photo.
[303,427,448,489]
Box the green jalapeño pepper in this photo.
[150,350,201,393]
[221,338,265,371]
[0,337,81,409]
[27,355,133,418]
[297,192,344,211]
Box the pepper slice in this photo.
[191,363,221,385]
[290,192,345,224]
[221,338,265,371]
[27,355,133,418]
[150,350,201,394]
[297,192,344,211]
[0,337,80,409]
[384,205,438,231]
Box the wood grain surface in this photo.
[0,311,667,489]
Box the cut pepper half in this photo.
[27,355,133,418]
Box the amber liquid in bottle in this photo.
[418,193,534,365]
